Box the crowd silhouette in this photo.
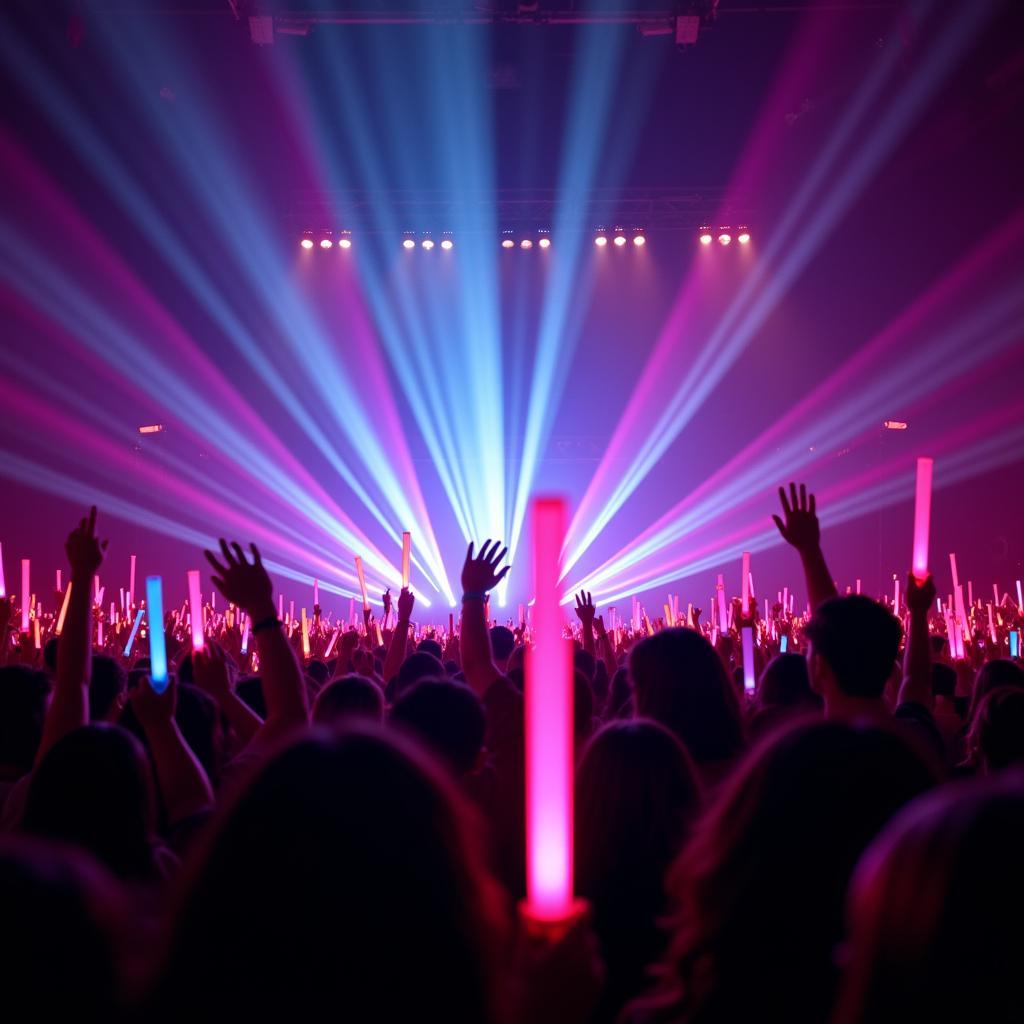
[2,485,1023,1023]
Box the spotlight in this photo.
[319,237,333,249]
[402,237,416,250]
[300,237,314,250]
[501,238,515,249]
[441,238,454,250]
[520,238,533,249]
[421,239,434,250]
[632,233,646,247]
[613,231,627,247]
[737,226,751,245]
[717,228,732,246]
[698,226,713,246]
[538,236,551,249]
[595,232,608,247]
[338,234,352,250]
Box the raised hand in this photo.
[204,540,273,618]
[65,505,108,579]
[193,642,233,702]
[396,586,415,620]
[574,591,596,626]
[382,588,392,618]
[905,571,936,614]
[593,614,607,637]
[772,482,820,554]
[461,540,510,595]
[130,672,177,729]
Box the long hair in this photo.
[833,773,1024,1024]
[630,721,937,1024]
[630,628,744,765]
[145,725,507,1023]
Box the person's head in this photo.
[931,662,958,702]
[0,665,50,777]
[151,727,504,1022]
[235,675,266,718]
[305,659,330,688]
[757,652,820,710]
[89,655,128,724]
[969,659,1024,724]
[834,774,1024,1024]
[21,725,158,880]
[313,674,385,727]
[390,679,485,777]
[967,686,1024,773]
[576,719,700,910]
[417,638,443,662]
[386,651,446,703]
[633,720,936,1024]
[629,628,744,765]
[43,636,59,675]
[0,838,125,1017]
[489,626,515,667]
[804,596,902,704]
[574,647,596,683]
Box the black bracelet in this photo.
[251,615,281,634]
[462,591,488,603]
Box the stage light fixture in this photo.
[698,226,713,245]
[538,237,551,249]
[319,237,333,249]
[717,228,732,246]
[520,238,533,249]
[421,238,434,250]
[501,238,515,249]
[633,233,646,247]
[300,233,314,250]
[440,236,454,250]
[402,237,416,250]
[337,232,352,250]
[737,227,751,245]
[595,231,608,247]
[613,231,627,247]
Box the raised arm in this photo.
[771,482,837,611]
[592,614,618,680]
[460,540,510,697]
[193,641,263,749]
[130,675,213,824]
[37,507,107,765]
[899,572,935,710]
[204,540,308,750]
[383,587,414,684]
[574,591,596,658]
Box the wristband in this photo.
[462,591,488,603]
[251,615,281,634]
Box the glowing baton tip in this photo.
[524,497,575,923]
[911,457,933,583]
[401,532,411,589]
[123,609,144,656]
[187,570,204,651]
[146,576,168,693]
[355,556,370,612]
[301,608,310,659]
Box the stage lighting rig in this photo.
[698,225,713,245]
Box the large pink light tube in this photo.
[187,569,204,651]
[741,551,755,694]
[402,531,411,589]
[524,498,574,922]
[911,457,933,583]
[21,559,30,633]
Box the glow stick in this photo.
[124,609,144,656]
[349,598,355,625]
[289,600,294,625]
[449,612,455,637]
[278,593,284,619]
[783,586,789,613]
[524,498,574,923]
[780,635,789,653]
[109,601,116,624]
[374,622,383,647]
[146,576,168,693]
[949,553,960,591]
[313,579,319,608]
[717,574,728,637]
[741,552,755,694]
[748,572,755,600]
[55,583,72,635]
[856,578,861,594]
[33,618,41,649]
[301,608,310,659]
[993,583,1000,606]
[94,575,100,602]
[95,587,104,610]
[663,603,673,627]
[893,577,900,613]
[211,591,216,611]
[1011,632,1019,659]
[1017,580,1023,612]
[955,584,967,634]
[240,614,250,654]
[96,620,103,647]
[324,627,340,659]
[355,556,370,611]
[186,570,204,651]
[968,581,974,608]
[21,559,29,632]
[987,603,997,644]
[129,554,136,608]
[401,532,411,589]
[56,569,62,593]
[0,541,5,597]
[911,457,933,583]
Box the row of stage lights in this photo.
[699,225,752,246]
[299,226,749,250]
